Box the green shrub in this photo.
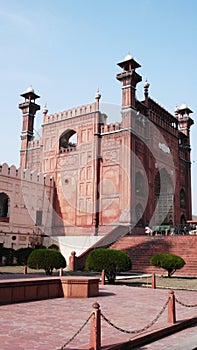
[150,253,185,277]
[15,247,33,266]
[85,248,132,283]
[27,249,66,275]
[48,244,59,251]
[0,247,15,265]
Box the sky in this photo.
[0,0,197,213]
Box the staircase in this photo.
[111,235,197,276]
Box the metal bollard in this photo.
[89,302,101,350]
[24,265,27,275]
[168,290,176,324]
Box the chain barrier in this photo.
[101,297,169,335]
[56,313,92,350]
[175,297,197,308]
[56,293,196,349]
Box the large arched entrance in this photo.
[154,169,174,226]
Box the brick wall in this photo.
[111,235,197,276]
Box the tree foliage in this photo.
[85,248,132,283]
[15,247,33,265]
[27,249,66,275]
[150,253,185,277]
[0,247,15,265]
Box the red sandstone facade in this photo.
[18,55,193,237]
[0,54,194,252]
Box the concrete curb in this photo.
[101,316,197,349]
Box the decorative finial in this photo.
[42,103,48,114]
[174,105,179,114]
[95,88,101,100]
[144,79,150,89]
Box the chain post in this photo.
[152,272,156,289]
[90,302,101,350]
[168,290,176,324]
[101,270,105,285]
[69,251,76,271]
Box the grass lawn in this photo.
[0,266,197,291]
[116,275,197,291]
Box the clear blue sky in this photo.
[0,0,197,213]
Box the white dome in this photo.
[124,53,133,61]
[179,103,188,110]
[26,85,34,93]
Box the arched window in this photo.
[59,129,77,152]
[135,172,144,196]
[135,203,144,227]
[180,189,186,209]
[0,193,9,220]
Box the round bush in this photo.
[150,253,185,277]
[85,248,132,283]
[27,249,66,275]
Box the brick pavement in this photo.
[0,282,197,349]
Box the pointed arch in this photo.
[154,168,174,226]
[59,129,77,151]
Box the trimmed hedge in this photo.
[150,253,185,277]
[85,248,132,283]
[27,249,66,275]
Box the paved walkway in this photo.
[0,281,197,349]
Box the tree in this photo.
[85,248,132,284]
[15,247,33,266]
[150,253,185,277]
[0,247,15,265]
[27,249,66,275]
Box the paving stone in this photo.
[0,282,196,349]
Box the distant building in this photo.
[0,55,194,255]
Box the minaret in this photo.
[175,103,194,221]
[176,103,194,137]
[116,54,142,109]
[93,89,102,235]
[19,86,40,168]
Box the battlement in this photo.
[101,122,122,134]
[0,163,53,186]
[27,139,41,149]
[44,102,96,124]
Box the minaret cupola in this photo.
[116,54,142,109]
